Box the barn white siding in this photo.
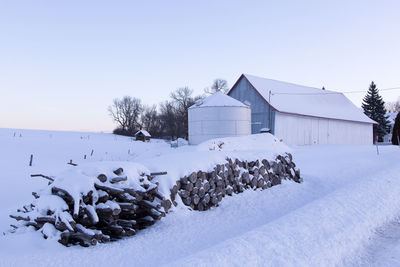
[274,112,373,145]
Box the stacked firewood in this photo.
[10,168,171,247]
[10,153,301,247]
[170,153,301,211]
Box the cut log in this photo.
[94,183,125,195]
[51,187,74,206]
[150,171,167,176]
[192,194,200,205]
[179,190,190,199]
[183,182,193,192]
[35,216,56,224]
[97,174,107,183]
[113,168,124,175]
[192,187,199,195]
[189,172,197,183]
[110,176,127,183]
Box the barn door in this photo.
[318,119,329,144]
[311,119,319,144]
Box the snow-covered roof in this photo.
[235,74,376,124]
[189,91,248,109]
[259,128,271,132]
[135,130,151,137]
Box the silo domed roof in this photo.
[190,92,248,108]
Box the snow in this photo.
[1,128,400,266]
[242,74,376,124]
[196,133,289,154]
[170,138,188,147]
[190,91,248,108]
[358,219,400,266]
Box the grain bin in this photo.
[188,92,251,145]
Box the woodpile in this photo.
[10,152,302,247]
[10,168,171,247]
[171,153,301,211]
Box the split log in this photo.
[149,171,167,176]
[51,187,74,206]
[113,168,124,175]
[192,194,200,205]
[110,176,128,183]
[94,183,125,195]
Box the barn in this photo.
[228,74,376,145]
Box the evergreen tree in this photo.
[362,81,391,142]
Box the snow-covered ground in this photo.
[0,128,400,266]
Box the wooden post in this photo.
[84,155,87,159]
[91,149,94,156]
[375,136,379,155]
[68,160,78,166]
[29,154,33,166]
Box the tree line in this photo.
[108,79,229,139]
[110,78,398,143]
[385,98,400,113]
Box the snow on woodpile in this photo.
[196,133,289,154]
[9,134,302,247]
[139,134,292,198]
[10,162,172,246]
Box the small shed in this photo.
[135,130,151,142]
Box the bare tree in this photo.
[170,87,201,138]
[204,79,229,94]
[108,96,143,135]
[159,100,178,139]
[141,105,162,137]
[385,98,400,113]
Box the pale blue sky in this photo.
[1,0,399,132]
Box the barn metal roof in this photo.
[231,74,376,124]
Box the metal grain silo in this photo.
[188,92,251,145]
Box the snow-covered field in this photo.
[0,128,400,266]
